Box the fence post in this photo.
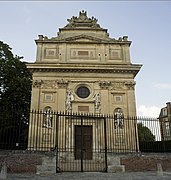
[104,116,108,172]
[81,116,83,172]
[56,113,59,173]
[160,122,166,152]
[134,116,139,153]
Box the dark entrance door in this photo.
[75,125,92,160]
[56,113,107,172]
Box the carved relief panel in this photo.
[41,80,58,89]
[109,49,122,60]
[110,82,126,90]
[32,80,58,89]
[44,48,59,59]
[70,48,96,60]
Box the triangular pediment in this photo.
[63,34,110,43]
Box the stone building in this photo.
[27,11,142,156]
[159,102,171,141]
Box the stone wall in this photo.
[1,151,171,174]
[0,151,52,174]
[120,153,171,172]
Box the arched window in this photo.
[114,108,124,129]
[43,106,52,128]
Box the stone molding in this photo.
[29,67,140,77]
[57,79,69,88]
[33,79,70,89]
[110,82,126,90]
[98,80,136,91]
[32,79,136,91]
[125,81,136,90]
[32,80,42,88]
[63,34,106,43]
[36,34,131,44]
[99,81,111,89]
[41,80,57,89]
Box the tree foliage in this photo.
[0,41,32,149]
[0,41,32,109]
[137,123,155,142]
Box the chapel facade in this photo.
[27,11,142,154]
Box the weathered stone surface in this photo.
[0,151,45,174]
[157,163,163,176]
[37,156,56,174]
[1,151,171,174]
[107,155,120,165]
[121,154,171,172]
[108,165,125,173]
[0,163,7,179]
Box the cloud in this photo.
[154,83,171,90]
[137,105,160,118]
[137,105,162,140]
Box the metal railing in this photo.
[0,109,171,153]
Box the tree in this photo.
[137,123,155,142]
[0,41,32,149]
[0,41,32,108]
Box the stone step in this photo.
[107,155,121,166]
[37,164,56,174]
[36,156,56,174]
[41,157,56,165]
[108,165,125,173]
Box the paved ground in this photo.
[7,172,171,180]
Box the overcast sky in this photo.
[0,1,171,117]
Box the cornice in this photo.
[35,34,131,46]
[27,63,142,77]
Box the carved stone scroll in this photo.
[125,81,136,90]
[99,81,111,89]
[32,80,42,88]
[57,79,69,88]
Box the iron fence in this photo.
[0,109,171,153]
[0,106,29,150]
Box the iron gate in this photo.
[56,113,107,172]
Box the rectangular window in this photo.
[115,96,121,102]
[114,96,122,102]
[165,121,170,136]
[44,94,53,101]
[163,108,167,116]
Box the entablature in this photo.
[27,63,142,77]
